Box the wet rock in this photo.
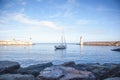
[38,66,64,80]
[60,66,95,80]
[17,62,53,77]
[0,61,20,74]
[70,63,100,71]
[61,61,75,66]
[70,64,87,71]
[70,63,120,80]
[89,65,109,79]
[0,74,35,80]
[104,77,120,80]
[103,63,120,77]
[37,66,95,80]
[86,63,120,79]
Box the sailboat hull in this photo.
[55,45,66,49]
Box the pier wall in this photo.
[83,41,120,46]
[0,40,32,45]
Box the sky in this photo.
[0,0,120,43]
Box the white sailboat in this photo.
[55,35,67,49]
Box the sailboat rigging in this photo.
[55,31,67,49]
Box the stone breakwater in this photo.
[80,41,120,46]
[0,40,32,45]
[0,61,120,80]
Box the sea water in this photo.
[0,43,120,67]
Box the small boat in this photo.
[55,35,67,50]
[55,45,66,49]
[111,48,120,52]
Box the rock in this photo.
[103,63,120,77]
[37,66,95,80]
[17,62,53,77]
[0,74,35,80]
[70,63,100,71]
[104,77,120,80]
[86,63,120,80]
[89,65,109,79]
[60,66,95,80]
[70,63,120,80]
[0,61,20,74]
[38,66,64,80]
[61,61,75,66]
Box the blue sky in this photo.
[0,0,120,43]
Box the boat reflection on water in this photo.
[54,44,84,59]
[55,49,67,59]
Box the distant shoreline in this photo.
[78,41,120,46]
[0,40,32,45]
[0,41,120,46]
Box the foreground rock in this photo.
[17,62,53,77]
[104,77,120,80]
[37,66,95,80]
[1,60,120,80]
[0,74,35,80]
[0,61,20,74]
[70,63,120,80]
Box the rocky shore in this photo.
[0,61,120,80]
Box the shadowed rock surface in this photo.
[104,77,120,80]
[37,66,95,80]
[0,61,20,74]
[0,74,35,80]
[70,63,120,80]
[0,61,120,80]
[17,62,53,77]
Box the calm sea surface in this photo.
[0,43,120,67]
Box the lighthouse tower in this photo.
[80,36,83,45]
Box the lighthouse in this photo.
[80,36,83,45]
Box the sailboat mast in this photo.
[61,28,64,45]
[61,27,66,46]
[61,36,63,44]
[64,35,66,46]
[62,28,66,46]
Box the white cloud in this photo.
[49,0,79,18]
[13,13,61,30]
[61,0,79,17]
[67,0,76,4]
[0,13,10,24]
[97,5,118,12]
[0,19,6,24]
[20,8,25,13]
[5,2,15,8]
[21,1,26,5]
[93,5,120,13]
[76,19,98,25]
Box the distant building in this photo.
[80,36,83,45]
